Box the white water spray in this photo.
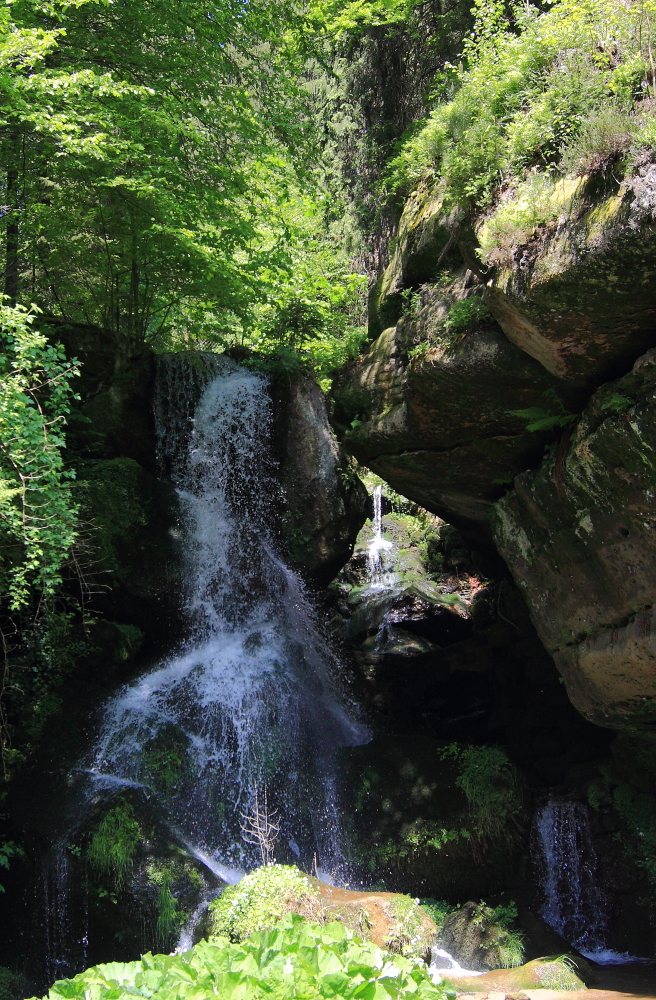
[87,357,367,876]
[367,486,394,590]
[533,799,642,964]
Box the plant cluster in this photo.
[32,915,452,1000]
[87,801,142,887]
[390,0,656,218]
[440,744,523,843]
[470,901,525,969]
[209,864,320,943]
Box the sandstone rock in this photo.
[492,348,656,735]
[332,310,585,533]
[369,178,462,338]
[443,955,590,993]
[274,375,369,583]
[483,167,656,385]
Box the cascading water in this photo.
[367,485,394,590]
[41,355,368,977]
[88,357,367,870]
[533,799,639,964]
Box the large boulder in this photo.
[273,376,368,584]
[207,863,438,961]
[483,165,656,385]
[332,306,585,534]
[368,179,462,338]
[492,348,656,736]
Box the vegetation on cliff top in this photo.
[391,0,656,211]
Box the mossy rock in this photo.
[492,347,656,734]
[440,900,525,972]
[442,954,591,993]
[208,864,437,961]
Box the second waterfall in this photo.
[88,357,367,877]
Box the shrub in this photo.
[32,915,452,1000]
[390,0,656,209]
[208,864,321,941]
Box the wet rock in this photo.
[440,901,525,973]
[492,348,656,735]
[443,954,590,993]
[344,582,470,645]
[274,375,369,584]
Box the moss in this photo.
[208,864,320,942]
[87,801,142,886]
[419,899,455,933]
[142,725,191,793]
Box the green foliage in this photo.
[0,967,27,1000]
[440,743,522,841]
[471,901,525,969]
[0,303,79,608]
[0,839,23,893]
[444,298,490,335]
[419,899,454,933]
[33,915,452,1000]
[146,864,184,946]
[209,864,319,943]
[601,392,635,414]
[391,0,656,208]
[87,801,141,887]
[386,894,437,961]
[508,389,576,434]
[0,0,316,350]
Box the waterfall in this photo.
[533,799,639,964]
[85,358,367,880]
[367,485,394,590]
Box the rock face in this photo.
[332,161,656,735]
[332,309,585,534]
[273,375,368,584]
[484,166,656,385]
[493,348,656,736]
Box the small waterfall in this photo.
[533,799,606,957]
[533,799,640,964]
[367,485,394,590]
[85,358,367,874]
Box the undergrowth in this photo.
[33,916,452,1000]
[390,0,656,216]
[87,801,142,887]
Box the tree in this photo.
[1,0,312,356]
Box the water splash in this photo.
[88,359,367,878]
[367,486,394,590]
[429,946,483,980]
[533,799,642,964]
